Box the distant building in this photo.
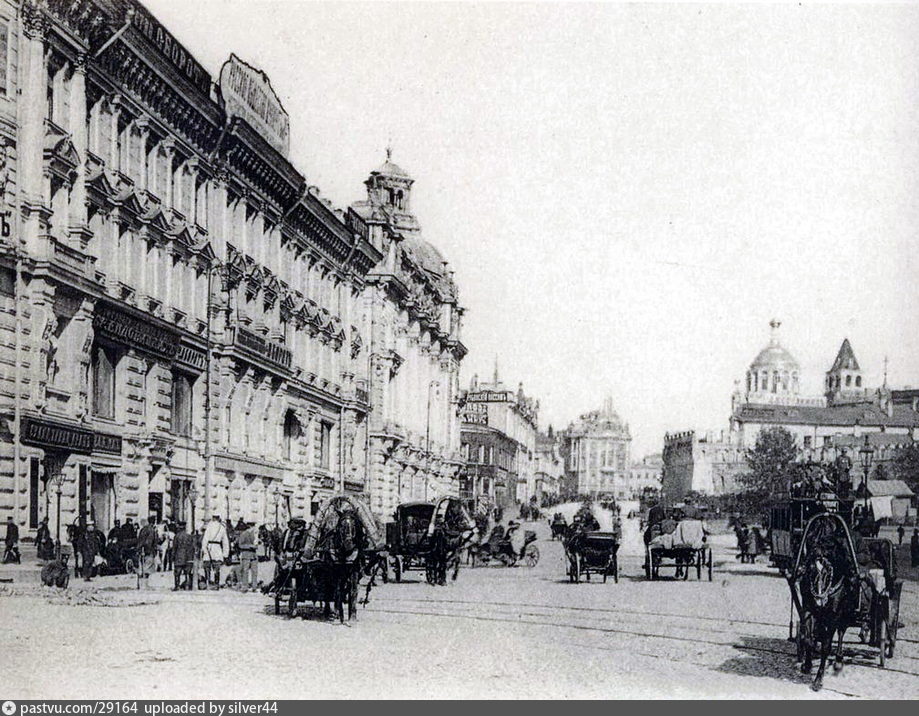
[628,453,663,497]
[662,432,746,503]
[561,398,632,499]
[729,322,919,449]
[534,429,564,503]
[459,366,538,508]
[661,320,919,503]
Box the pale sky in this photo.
[144,1,919,457]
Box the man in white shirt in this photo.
[201,515,229,590]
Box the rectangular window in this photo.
[91,345,116,419]
[803,435,812,449]
[171,371,194,437]
[0,21,8,96]
[319,421,332,470]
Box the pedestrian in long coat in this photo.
[81,523,102,581]
[137,518,159,585]
[171,523,196,591]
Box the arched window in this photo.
[396,190,404,209]
[91,345,117,419]
[282,410,300,462]
[771,371,779,393]
[845,375,852,387]
[387,188,395,205]
[855,376,862,387]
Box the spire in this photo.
[493,355,499,385]
[385,142,392,161]
[883,355,889,388]
[769,318,781,346]
[829,338,860,372]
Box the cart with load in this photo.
[645,519,712,581]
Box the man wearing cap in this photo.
[201,514,229,589]
[236,521,260,592]
[172,522,195,590]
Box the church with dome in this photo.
[662,320,919,502]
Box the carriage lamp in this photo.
[858,435,874,511]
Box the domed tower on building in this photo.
[744,319,800,404]
[825,338,865,405]
[361,147,420,234]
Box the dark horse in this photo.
[426,525,474,585]
[796,517,859,691]
[321,507,366,623]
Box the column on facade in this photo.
[68,53,88,245]
[19,8,48,253]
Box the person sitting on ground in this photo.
[41,551,70,588]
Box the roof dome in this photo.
[749,319,799,371]
[372,148,411,179]
[404,236,446,277]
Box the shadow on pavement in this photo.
[715,635,811,686]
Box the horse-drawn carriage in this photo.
[644,518,712,581]
[771,461,903,690]
[271,494,385,622]
[565,530,619,583]
[386,496,475,584]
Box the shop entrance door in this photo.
[169,479,187,523]
[148,492,163,523]
[90,472,113,532]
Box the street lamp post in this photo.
[858,435,874,513]
[52,472,64,555]
[424,380,439,501]
[187,482,199,592]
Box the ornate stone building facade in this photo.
[0,0,383,539]
[348,153,466,520]
[560,398,632,499]
[458,369,539,508]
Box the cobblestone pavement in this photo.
[2,520,918,699]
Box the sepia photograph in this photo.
[0,0,918,702]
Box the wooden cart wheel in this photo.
[696,551,702,580]
[613,554,619,584]
[523,545,539,568]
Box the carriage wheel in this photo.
[524,546,539,568]
[696,551,702,580]
[613,554,619,584]
[393,557,402,583]
[125,558,135,575]
[707,549,713,582]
